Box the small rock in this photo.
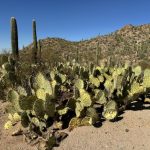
[125,129,129,132]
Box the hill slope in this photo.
[21,24,150,66]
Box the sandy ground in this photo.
[0,101,150,150]
[0,101,38,150]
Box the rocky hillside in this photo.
[21,24,150,66]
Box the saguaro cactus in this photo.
[11,17,19,60]
[96,42,101,65]
[76,46,79,63]
[32,19,38,63]
[38,40,42,62]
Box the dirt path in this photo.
[0,101,150,150]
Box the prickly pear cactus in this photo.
[103,100,118,120]
[3,60,150,150]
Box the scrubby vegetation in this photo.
[1,17,150,150]
[20,24,150,68]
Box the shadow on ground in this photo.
[126,101,150,111]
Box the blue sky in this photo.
[0,0,150,51]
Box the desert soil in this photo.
[0,101,150,150]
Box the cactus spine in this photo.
[11,17,19,60]
[32,19,38,63]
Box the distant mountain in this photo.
[21,24,150,67]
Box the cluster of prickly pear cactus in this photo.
[0,17,149,150]
[2,59,150,149]
[0,55,18,99]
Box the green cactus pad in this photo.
[95,90,107,105]
[80,117,93,126]
[55,73,66,84]
[58,107,70,116]
[130,82,144,96]
[116,68,124,75]
[98,75,104,83]
[4,121,13,130]
[104,79,113,93]
[132,66,142,77]
[12,113,21,122]
[60,85,67,92]
[33,99,45,118]
[36,88,46,101]
[7,90,19,103]
[103,73,112,80]
[75,79,84,89]
[143,69,150,88]
[68,117,82,131]
[67,98,76,110]
[103,109,118,120]
[19,96,36,110]
[114,75,123,90]
[75,101,84,117]
[103,100,118,120]
[51,80,57,96]
[7,90,21,112]
[34,72,46,89]
[104,100,118,110]
[86,107,99,123]
[34,72,53,96]
[89,75,100,87]
[50,71,55,80]
[45,97,55,117]
[79,89,92,107]
[31,117,40,127]
[53,121,63,130]
[59,74,67,83]
[44,80,53,96]
[17,86,27,96]
[21,111,30,128]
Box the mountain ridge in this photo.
[21,23,150,66]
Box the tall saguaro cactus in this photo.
[38,40,42,62]
[96,42,101,65]
[76,46,79,63]
[11,17,19,60]
[32,19,38,63]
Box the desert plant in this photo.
[38,40,42,62]
[11,17,19,60]
[96,42,102,65]
[2,60,150,150]
[76,47,79,63]
[32,19,38,63]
